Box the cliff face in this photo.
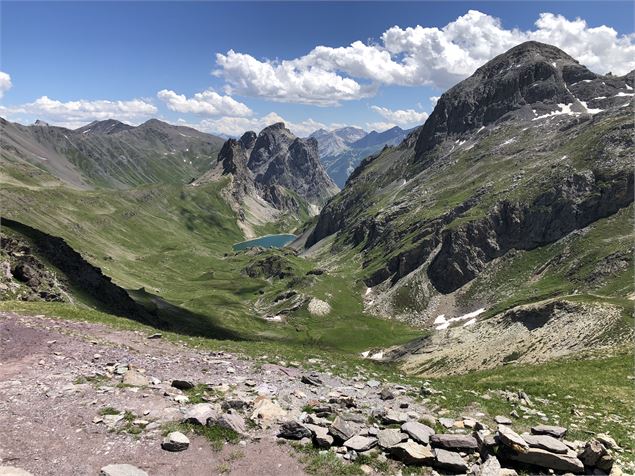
[201,123,338,216]
[306,41,634,318]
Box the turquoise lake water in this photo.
[233,234,296,251]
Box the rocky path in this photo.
[0,312,627,476]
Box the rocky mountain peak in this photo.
[75,119,133,135]
[33,119,50,127]
[239,131,257,149]
[414,41,597,156]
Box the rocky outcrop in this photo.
[203,123,338,214]
[414,41,596,157]
[427,170,633,293]
[1,218,152,323]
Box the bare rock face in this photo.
[209,122,338,213]
[414,41,596,156]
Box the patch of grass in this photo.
[184,384,212,404]
[74,374,108,385]
[291,443,363,476]
[98,407,121,416]
[162,422,240,451]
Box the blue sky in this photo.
[1,1,633,136]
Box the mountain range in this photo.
[1,41,633,470]
[309,125,415,187]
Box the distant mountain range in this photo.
[309,125,418,187]
[0,117,226,189]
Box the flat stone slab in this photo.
[435,448,468,473]
[328,416,357,441]
[389,441,435,465]
[494,415,512,425]
[430,434,478,452]
[305,423,333,448]
[531,425,567,439]
[401,421,435,444]
[344,435,377,452]
[508,447,584,472]
[522,433,568,454]
[0,467,34,476]
[497,425,529,452]
[100,464,149,476]
[377,428,406,448]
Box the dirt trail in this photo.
[0,312,307,476]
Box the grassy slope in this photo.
[0,176,421,353]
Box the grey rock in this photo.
[596,433,619,450]
[439,417,455,428]
[147,333,162,339]
[430,434,479,452]
[214,412,246,435]
[531,424,567,439]
[121,369,149,387]
[171,379,195,390]
[494,415,512,425]
[401,421,435,445]
[344,435,377,452]
[478,455,502,476]
[508,447,584,472]
[381,410,408,425]
[366,380,381,388]
[522,433,568,454]
[377,429,406,448]
[301,373,323,386]
[379,387,395,400]
[497,425,529,452]
[435,448,469,473]
[278,421,311,440]
[578,440,608,467]
[305,424,334,448]
[389,441,435,465]
[100,464,149,476]
[161,431,190,452]
[182,403,216,426]
[329,416,357,441]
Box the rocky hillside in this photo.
[1,311,630,476]
[0,118,225,189]
[0,217,152,323]
[312,126,414,188]
[305,41,633,363]
[196,123,339,234]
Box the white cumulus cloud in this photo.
[157,89,252,117]
[212,10,635,104]
[188,113,351,138]
[371,106,428,126]
[214,50,377,106]
[3,96,157,128]
[0,71,12,98]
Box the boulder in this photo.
[344,435,377,452]
[278,421,311,440]
[122,369,149,387]
[509,447,584,472]
[531,425,567,439]
[435,448,469,473]
[305,424,333,448]
[171,379,195,390]
[183,403,216,426]
[161,431,190,452]
[215,412,247,435]
[521,433,568,454]
[329,416,357,441]
[401,421,435,445]
[250,398,287,426]
[100,464,149,476]
[379,387,395,400]
[478,455,502,476]
[377,429,406,448]
[301,373,323,386]
[439,417,455,428]
[389,441,435,465]
[497,425,529,452]
[578,439,608,467]
[596,433,619,450]
[381,410,408,425]
[430,434,479,452]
